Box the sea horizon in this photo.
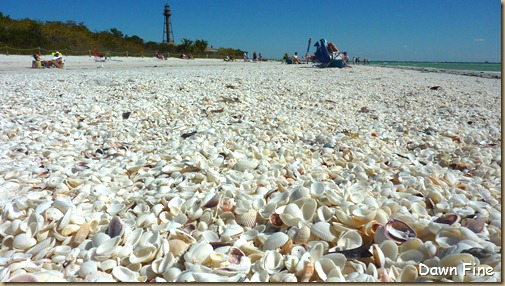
[367,61,501,73]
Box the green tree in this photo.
[194,39,208,54]
[179,38,193,54]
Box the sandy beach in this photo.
[0,55,501,282]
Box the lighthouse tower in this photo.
[163,4,174,43]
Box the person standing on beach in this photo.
[258,53,263,62]
[253,52,258,62]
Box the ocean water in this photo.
[368,61,501,74]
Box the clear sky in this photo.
[0,0,501,62]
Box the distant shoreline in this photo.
[370,64,501,79]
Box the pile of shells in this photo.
[0,62,501,282]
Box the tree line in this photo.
[0,12,246,58]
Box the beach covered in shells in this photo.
[0,55,501,282]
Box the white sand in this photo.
[0,55,501,282]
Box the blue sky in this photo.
[1,0,501,62]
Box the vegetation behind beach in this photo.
[0,12,245,58]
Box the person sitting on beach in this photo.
[34,53,62,68]
[292,52,302,64]
[180,53,187,59]
[326,42,339,55]
[282,53,291,64]
[155,51,165,60]
[52,52,64,66]
[342,52,352,68]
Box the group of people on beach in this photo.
[352,57,369,64]
[33,52,64,68]
[243,52,263,62]
[282,40,356,68]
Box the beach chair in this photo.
[313,39,345,68]
[94,50,106,62]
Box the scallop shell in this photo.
[263,232,289,251]
[235,208,257,228]
[311,221,337,242]
[12,233,36,250]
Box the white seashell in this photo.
[222,224,244,237]
[137,213,156,228]
[12,233,36,250]
[53,197,74,213]
[311,221,336,242]
[99,259,117,272]
[184,242,213,265]
[174,271,195,282]
[300,198,318,222]
[130,244,157,264]
[152,253,175,274]
[284,255,299,273]
[92,233,111,247]
[397,265,418,282]
[263,232,289,251]
[235,208,257,228]
[336,229,362,249]
[53,245,71,256]
[124,228,143,247]
[112,266,138,282]
[317,206,334,222]
[379,240,399,261]
[261,250,284,274]
[79,261,98,278]
[162,267,182,282]
[233,159,259,172]
[95,236,121,257]
[439,253,477,268]
[107,204,125,215]
[397,249,425,263]
[27,237,55,255]
[310,181,326,197]
[57,207,72,230]
[315,257,340,281]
